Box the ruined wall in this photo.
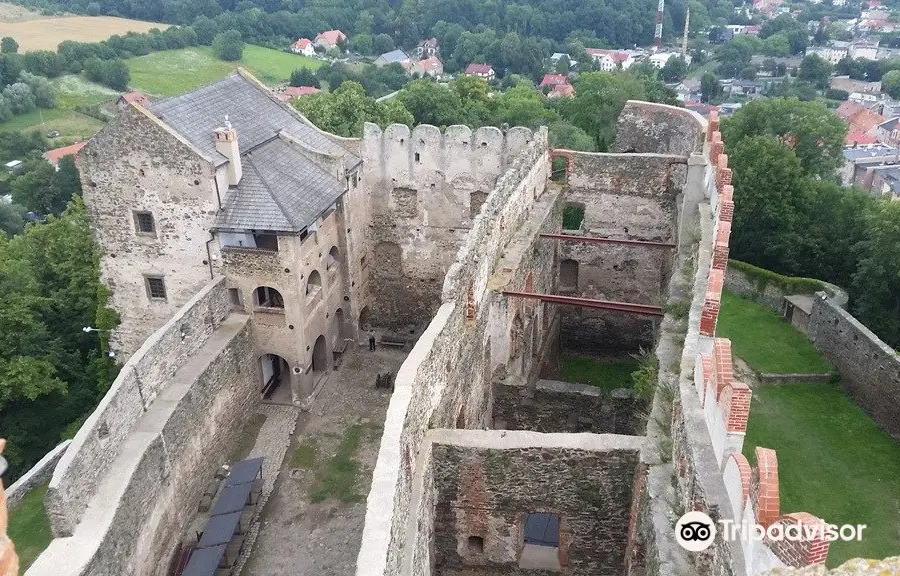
[45,277,231,537]
[724,261,848,311]
[555,152,686,353]
[429,431,642,576]
[492,380,641,435]
[807,296,900,437]
[355,128,554,576]
[80,104,219,358]
[613,101,706,157]
[361,124,534,329]
[29,314,256,576]
[6,441,70,510]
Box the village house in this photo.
[314,29,346,51]
[43,142,87,168]
[408,56,443,77]
[290,38,315,57]
[876,116,900,147]
[464,63,495,81]
[805,45,848,64]
[585,48,633,71]
[547,83,575,98]
[538,73,568,88]
[116,91,150,109]
[416,38,438,59]
[277,86,321,101]
[837,101,886,145]
[373,49,410,67]
[830,75,882,94]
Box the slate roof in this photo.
[215,136,344,232]
[378,49,409,63]
[149,72,358,171]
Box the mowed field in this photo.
[0,13,165,52]
[127,45,324,97]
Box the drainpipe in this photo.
[213,174,223,210]
[205,235,215,279]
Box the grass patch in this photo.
[127,45,323,97]
[7,482,52,571]
[52,75,118,109]
[0,108,105,142]
[557,354,638,394]
[717,290,832,374]
[309,424,365,503]
[743,383,900,567]
[291,438,317,469]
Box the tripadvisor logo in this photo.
[675,511,717,552]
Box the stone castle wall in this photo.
[429,431,642,576]
[80,104,220,358]
[355,128,554,576]
[613,101,707,157]
[360,124,534,329]
[5,441,70,511]
[807,296,900,437]
[45,277,231,537]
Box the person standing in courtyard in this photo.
[369,329,376,351]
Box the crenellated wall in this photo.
[360,124,535,330]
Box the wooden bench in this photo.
[380,339,406,349]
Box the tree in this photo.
[1,37,18,54]
[290,67,319,88]
[0,202,25,237]
[882,70,900,99]
[660,56,688,82]
[798,54,833,90]
[721,98,846,178]
[211,29,244,62]
[851,201,900,347]
[191,15,219,45]
[56,155,82,199]
[19,71,55,108]
[700,72,722,103]
[293,81,413,137]
[2,81,34,114]
[727,135,810,271]
[554,55,571,74]
[372,33,395,55]
[494,84,557,127]
[397,79,464,127]
[566,71,648,150]
[83,58,130,91]
[349,33,373,55]
[548,121,596,151]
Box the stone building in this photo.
[27,71,837,576]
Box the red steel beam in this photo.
[502,291,664,316]
[540,232,675,248]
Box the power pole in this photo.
[655,0,664,50]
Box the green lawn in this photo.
[52,74,119,109]
[0,108,105,142]
[716,291,832,374]
[127,45,323,97]
[744,384,900,567]
[556,354,638,393]
[7,482,53,571]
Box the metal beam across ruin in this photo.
[539,233,676,248]
[502,291,664,316]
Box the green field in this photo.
[127,45,323,97]
[7,482,53,571]
[716,291,832,374]
[0,107,105,142]
[556,354,638,393]
[744,384,900,567]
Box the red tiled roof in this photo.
[315,30,346,46]
[539,74,568,87]
[586,48,630,62]
[291,38,311,49]
[848,108,885,134]
[418,57,443,73]
[43,141,87,166]
[548,84,575,98]
[465,63,493,74]
[845,129,878,145]
[277,86,320,101]
[837,101,866,120]
[120,91,150,107]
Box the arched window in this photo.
[253,286,284,309]
[306,270,322,296]
[326,246,339,270]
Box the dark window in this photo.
[414,152,421,162]
[524,513,560,547]
[146,276,167,300]
[253,233,278,251]
[134,211,155,234]
[228,288,243,307]
[254,286,284,308]
[467,536,484,553]
[352,172,358,188]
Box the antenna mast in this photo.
[682,6,690,57]
[655,0,665,49]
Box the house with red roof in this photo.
[547,84,575,99]
[116,91,150,110]
[585,49,634,72]
[314,30,347,51]
[539,74,568,87]
[409,56,444,78]
[290,38,315,57]
[277,86,321,101]
[465,63,495,81]
[43,141,87,168]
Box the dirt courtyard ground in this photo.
[242,346,408,576]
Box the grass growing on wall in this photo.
[717,291,832,374]
[729,259,828,296]
[557,354,638,393]
[743,383,900,567]
[7,482,53,571]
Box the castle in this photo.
[19,69,841,575]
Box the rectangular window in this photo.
[252,233,279,251]
[134,211,155,234]
[228,288,243,307]
[145,276,167,300]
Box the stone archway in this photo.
[259,353,289,400]
[334,308,346,343]
[312,335,328,372]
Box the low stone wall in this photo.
[45,276,231,537]
[428,430,643,576]
[492,380,641,435]
[613,101,706,157]
[724,260,847,311]
[807,295,900,437]
[28,315,255,576]
[6,441,70,510]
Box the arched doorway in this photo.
[334,308,345,343]
[259,354,289,399]
[358,306,371,332]
[253,286,284,309]
[306,270,322,296]
[312,335,328,372]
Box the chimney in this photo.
[213,116,242,185]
